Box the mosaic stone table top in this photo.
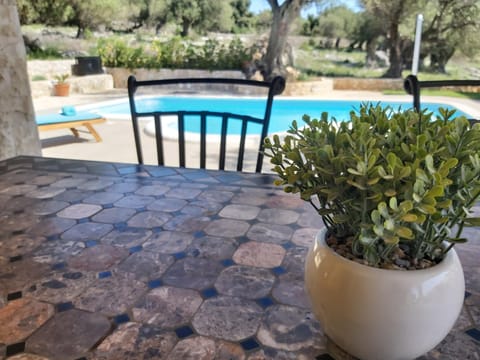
[0,156,478,360]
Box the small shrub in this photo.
[31,75,47,81]
[97,37,253,71]
[27,46,63,60]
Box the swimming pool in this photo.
[88,96,473,135]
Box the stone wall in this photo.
[333,77,404,91]
[106,68,245,89]
[0,1,41,160]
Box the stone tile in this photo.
[134,184,170,196]
[25,309,110,360]
[0,184,37,196]
[292,227,320,248]
[116,251,174,282]
[204,219,250,238]
[188,200,224,215]
[186,236,237,260]
[297,210,324,228]
[23,270,96,303]
[91,207,136,224]
[257,305,323,352]
[31,175,62,186]
[51,177,87,188]
[3,196,41,214]
[147,198,187,212]
[61,222,113,242]
[143,231,194,254]
[127,211,172,228]
[57,204,103,219]
[26,186,66,199]
[264,195,305,209]
[0,259,50,295]
[193,296,263,341]
[163,257,224,290]
[425,332,480,359]
[257,208,300,225]
[114,194,155,208]
[233,241,286,268]
[32,240,85,264]
[77,179,115,191]
[68,245,129,271]
[197,190,234,203]
[282,247,309,278]
[0,212,39,233]
[215,265,276,299]
[247,347,326,360]
[74,273,147,316]
[247,223,294,244]
[231,193,269,206]
[219,204,261,220]
[100,227,152,248]
[94,322,176,359]
[450,307,474,332]
[30,200,69,216]
[0,298,54,344]
[163,215,211,232]
[272,274,311,308]
[469,305,480,324]
[29,217,76,238]
[82,191,123,205]
[8,354,50,360]
[105,182,141,193]
[455,244,480,292]
[167,336,245,360]
[133,286,203,327]
[0,234,46,257]
[165,187,202,200]
[53,189,94,203]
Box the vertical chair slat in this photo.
[219,115,228,170]
[200,112,207,169]
[237,118,248,172]
[178,112,186,168]
[154,114,164,166]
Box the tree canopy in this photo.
[17,0,480,78]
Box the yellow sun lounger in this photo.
[36,107,106,142]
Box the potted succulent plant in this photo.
[264,103,480,360]
[53,73,70,96]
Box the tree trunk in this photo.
[181,19,190,37]
[263,0,303,80]
[76,25,85,39]
[383,21,402,78]
[365,38,377,68]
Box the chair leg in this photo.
[70,127,80,138]
[83,123,102,142]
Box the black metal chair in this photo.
[128,75,285,173]
[404,74,480,125]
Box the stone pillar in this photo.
[0,0,41,161]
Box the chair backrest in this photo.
[128,75,285,173]
[404,74,480,125]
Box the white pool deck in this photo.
[34,88,480,172]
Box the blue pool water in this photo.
[90,96,472,135]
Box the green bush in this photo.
[265,104,480,268]
[27,46,63,60]
[97,37,253,70]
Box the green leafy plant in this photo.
[53,73,69,83]
[264,104,480,268]
[97,37,253,71]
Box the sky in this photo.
[249,0,361,15]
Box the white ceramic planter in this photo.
[305,228,465,360]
